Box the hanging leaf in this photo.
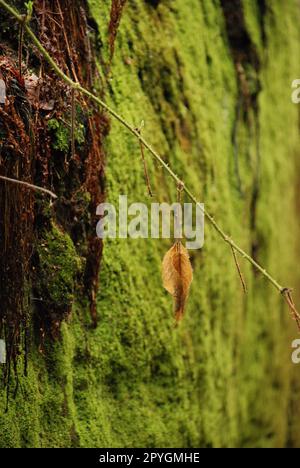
[162,241,193,322]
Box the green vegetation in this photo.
[35,223,82,312]
[48,118,85,152]
[0,0,299,448]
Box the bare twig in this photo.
[136,121,153,197]
[0,175,57,199]
[18,20,24,76]
[230,244,247,294]
[71,88,76,159]
[174,181,184,242]
[282,289,300,332]
[55,0,79,83]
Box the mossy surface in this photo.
[34,223,82,313]
[0,0,300,448]
[48,117,86,153]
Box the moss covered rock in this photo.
[0,0,300,448]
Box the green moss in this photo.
[48,117,85,152]
[0,0,300,448]
[35,223,82,311]
[48,119,70,153]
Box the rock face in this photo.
[0,0,300,448]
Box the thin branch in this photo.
[71,88,76,159]
[18,21,24,76]
[0,0,294,304]
[174,181,184,242]
[136,121,153,197]
[0,175,57,199]
[282,289,300,332]
[55,0,79,83]
[230,244,247,294]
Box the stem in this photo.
[0,0,287,294]
[71,89,76,159]
[18,21,24,76]
[230,244,247,294]
[0,175,57,199]
[136,123,153,197]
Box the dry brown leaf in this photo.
[162,241,193,322]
